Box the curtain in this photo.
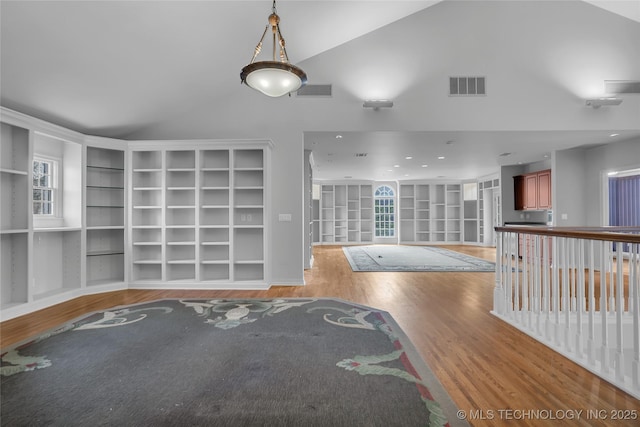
[609,174,640,252]
[609,174,640,226]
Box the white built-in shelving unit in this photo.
[1,110,98,319]
[1,121,31,310]
[86,145,126,286]
[479,177,501,245]
[128,142,269,288]
[360,185,373,242]
[1,107,273,321]
[317,181,465,245]
[397,182,460,244]
[318,183,373,245]
[317,179,501,246]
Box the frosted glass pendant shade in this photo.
[241,61,307,97]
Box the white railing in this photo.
[492,226,640,399]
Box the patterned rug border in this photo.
[2,297,469,427]
[343,245,496,272]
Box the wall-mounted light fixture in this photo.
[585,97,623,108]
[363,100,394,110]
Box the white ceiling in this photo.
[2,0,639,181]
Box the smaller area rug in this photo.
[1,298,468,427]
[343,245,495,272]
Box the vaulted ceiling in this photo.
[2,1,639,180]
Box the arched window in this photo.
[374,185,395,237]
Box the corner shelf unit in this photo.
[128,142,270,288]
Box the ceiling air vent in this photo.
[296,84,332,97]
[354,153,368,157]
[449,76,486,96]
[605,80,640,94]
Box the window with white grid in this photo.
[374,185,395,237]
[33,158,57,216]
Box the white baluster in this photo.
[543,235,551,340]
[587,239,596,365]
[493,230,505,315]
[575,239,585,355]
[553,235,561,345]
[609,241,615,314]
[514,231,519,320]
[562,238,572,351]
[631,243,640,391]
[615,242,625,382]
[506,232,514,318]
[601,240,610,374]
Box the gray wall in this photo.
[553,147,587,226]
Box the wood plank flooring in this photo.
[2,245,639,426]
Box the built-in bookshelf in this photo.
[320,185,334,243]
[446,184,461,242]
[360,185,373,242]
[347,185,361,242]
[233,148,265,282]
[129,144,269,286]
[86,146,125,285]
[33,229,82,300]
[1,112,91,317]
[131,149,163,282]
[318,181,463,245]
[0,122,30,310]
[1,108,274,321]
[478,177,500,245]
[317,183,373,245]
[398,183,462,244]
[399,184,416,242]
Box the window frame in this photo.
[32,156,61,218]
[374,185,395,238]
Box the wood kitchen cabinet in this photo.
[536,169,551,209]
[514,169,551,211]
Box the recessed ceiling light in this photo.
[543,154,550,158]
[405,156,413,160]
[421,164,428,168]
[404,174,409,177]
[387,169,393,172]
[335,135,343,139]
[394,164,400,168]
[610,133,619,137]
[437,156,445,160]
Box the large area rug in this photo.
[1,298,468,427]
[343,245,496,272]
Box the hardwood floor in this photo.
[2,245,639,426]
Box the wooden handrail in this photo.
[494,226,640,244]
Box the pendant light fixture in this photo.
[240,0,307,97]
